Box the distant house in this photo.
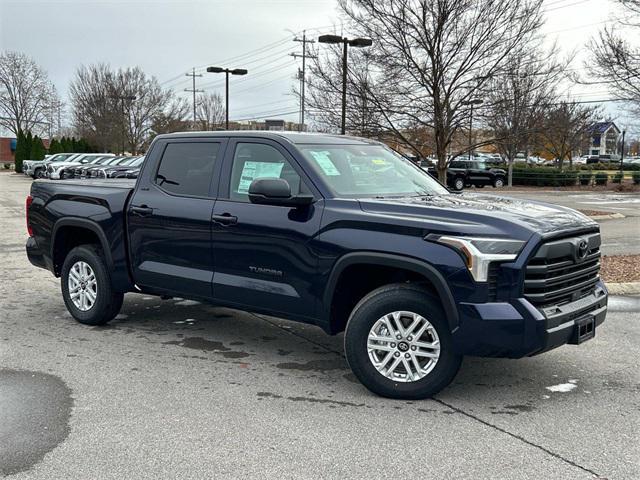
[585,121,620,156]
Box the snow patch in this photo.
[546,383,577,393]
[115,314,128,320]
[175,299,200,306]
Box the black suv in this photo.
[449,159,506,189]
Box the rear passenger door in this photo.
[210,138,323,320]
[128,138,226,299]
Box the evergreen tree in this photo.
[14,130,27,172]
[48,138,61,154]
[31,136,46,160]
[25,131,34,159]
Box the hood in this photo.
[358,193,598,239]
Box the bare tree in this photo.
[150,97,191,138]
[484,45,565,185]
[329,0,545,182]
[197,92,225,130]
[305,46,387,137]
[0,51,58,136]
[70,64,176,153]
[539,102,598,170]
[584,0,640,114]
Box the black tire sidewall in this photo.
[345,285,461,399]
[61,246,119,325]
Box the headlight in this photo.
[426,235,525,282]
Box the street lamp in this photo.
[110,94,136,154]
[462,98,483,161]
[318,34,373,135]
[206,66,248,130]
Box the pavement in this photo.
[500,189,640,256]
[1,172,639,479]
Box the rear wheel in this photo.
[344,284,462,399]
[453,177,465,191]
[61,245,123,325]
[493,177,505,188]
[34,168,45,179]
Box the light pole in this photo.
[619,129,626,176]
[206,67,248,129]
[110,94,136,154]
[318,34,372,135]
[461,99,483,161]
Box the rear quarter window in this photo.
[155,143,220,197]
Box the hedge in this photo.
[612,172,624,184]
[579,172,592,186]
[633,171,640,185]
[595,172,608,185]
[511,167,579,186]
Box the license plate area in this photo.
[570,315,596,344]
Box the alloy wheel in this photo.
[67,261,98,311]
[367,311,441,382]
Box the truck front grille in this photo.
[524,232,601,308]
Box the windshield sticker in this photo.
[309,151,340,176]
[237,161,285,194]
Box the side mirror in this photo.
[248,178,314,207]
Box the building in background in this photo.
[0,137,17,165]
[585,121,620,157]
[232,119,305,131]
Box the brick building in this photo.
[0,137,17,165]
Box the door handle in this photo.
[130,205,154,217]
[211,213,238,226]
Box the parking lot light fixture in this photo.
[206,66,248,129]
[318,34,373,135]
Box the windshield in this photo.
[299,144,448,197]
[49,154,73,163]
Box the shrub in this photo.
[612,172,624,184]
[579,172,592,186]
[594,172,608,185]
[511,166,578,187]
[633,171,640,185]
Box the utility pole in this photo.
[185,68,203,130]
[291,31,316,132]
[461,99,484,161]
[620,129,626,176]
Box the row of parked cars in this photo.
[23,153,145,180]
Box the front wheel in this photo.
[493,177,505,188]
[61,245,123,325]
[344,284,462,399]
[34,168,45,179]
[452,177,465,191]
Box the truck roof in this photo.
[154,130,379,145]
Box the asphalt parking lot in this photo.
[503,189,640,256]
[1,172,638,480]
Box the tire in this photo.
[34,168,45,179]
[61,245,123,325]
[493,177,505,188]
[476,184,485,188]
[453,177,465,191]
[344,283,462,400]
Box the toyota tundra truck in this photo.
[25,131,608,399]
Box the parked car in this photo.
[26,131,607,400]
[67,156,123,179]
[95,156,145,178]
[48,153,115,179]
[423,164,467,191]
[586,154,621,165]
[23,153,76,178]
[449,159,506,188]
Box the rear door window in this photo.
[155,142,220,197]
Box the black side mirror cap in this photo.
[248,178,315,207]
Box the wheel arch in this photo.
[51,218,114,276]
[322,252,459,334]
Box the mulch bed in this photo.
[578,209,615,217]
[600,255,640,283]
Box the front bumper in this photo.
[452,281,608,358]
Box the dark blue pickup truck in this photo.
[26,132,608,399]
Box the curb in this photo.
[606,282,640,295]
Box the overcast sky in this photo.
[0,0,635,133]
